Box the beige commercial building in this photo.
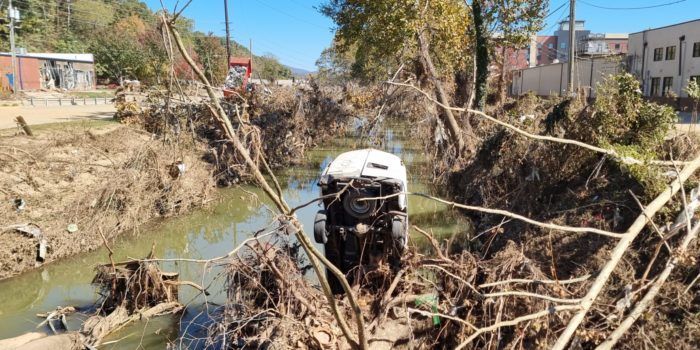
[628,19,700,108]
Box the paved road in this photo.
[0,104,116,129]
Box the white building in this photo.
[628,19,700,103]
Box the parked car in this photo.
[314,149,408,292]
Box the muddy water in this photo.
[0,127,468,348]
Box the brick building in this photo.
[0,53,96,92]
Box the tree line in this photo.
[0,0,292,85]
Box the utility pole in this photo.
[567,0,576,94]
[66,0,71,27]
[224,0,232,66]
[7,0,18,94]
[249,38,253,73]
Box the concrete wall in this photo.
[628,19,700,98]
[511,56,623,97]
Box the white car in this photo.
[314,149,408,292]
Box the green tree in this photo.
[194,34,228,86]
[257,54,292,83]
[315,40,355,84]
[72,0,116,34]
[322,0,472,152]
[471,0,548,109]
[321,0,471,82]
[91,15,149,82]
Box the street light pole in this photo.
[224,0,232,65]
[567,0,576,94]
[7,0,18,94]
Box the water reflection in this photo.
[0,126,467,348]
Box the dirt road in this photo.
[0,104,115,129]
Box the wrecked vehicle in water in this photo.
[313,149,409,292]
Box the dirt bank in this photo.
[0,121,214,280]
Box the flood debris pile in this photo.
[205,235,434,350]
[0,253,185,350]
[81,255,183,346]
[428,74,700,347]
[122,83,356,186]
[0,125,214,279]
[200,225,603,349]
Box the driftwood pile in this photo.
[0,251,186,349]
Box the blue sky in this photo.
[145,0,335,71]
[145,0,700,71]
[541,0,699,35]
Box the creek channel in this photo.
[0,126,469,348]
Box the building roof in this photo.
[604,34,628,39]
[629,18,700,35]
[0,52,94,63]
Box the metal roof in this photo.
[0,52,94,63]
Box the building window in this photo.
[666,46,676,60]
[614,43,621,50]
[662,77,674,96]
[653,48,663,61]
[561,42,567,49]
[693,42,700,57]
[548,43,554,49]
[650,77,661,96]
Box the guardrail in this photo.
[22,97,116,107]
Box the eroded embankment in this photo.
[0,84,362,280]
[0,123,215,279]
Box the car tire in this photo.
[324,233,344,294]
[314,210,328,244]
[392,216,408,251]
[342,189,377,219]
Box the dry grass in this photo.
[0,124,214,279]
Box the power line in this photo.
[254,0,328,30]
[579,0,686,10]
[542,3,569,33]
[545,1,568,19]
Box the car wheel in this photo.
[392,216,408,251]
[342,189,377,219]
[314,210,328,244]
[324,232,344,294]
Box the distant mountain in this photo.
[287,66,315,78]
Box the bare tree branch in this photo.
[594,220,700,349]
[364,192,625,238]
[551,154,700,350]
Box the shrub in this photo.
[591,73,676,194]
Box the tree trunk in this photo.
[496,45,507,106]
[417,29,468,155]
[472,0,489,111]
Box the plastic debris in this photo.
[415,294,441,326]
[14,198,26,211]
[11,223,43,239]
[66,224,79,233]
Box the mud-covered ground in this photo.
[0,121,214,279]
